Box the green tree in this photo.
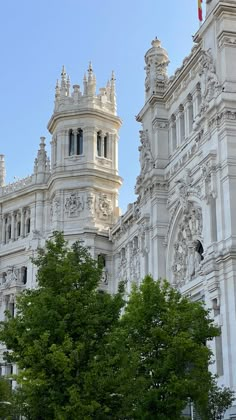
[196,376,235,420]
[0,232,125,419]
[0,233,230,420]
[0,378,12,419]
[92,276,221,419]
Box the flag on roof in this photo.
[198,0,203,22]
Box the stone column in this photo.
[30,203,36,233]
[50,135,56,168]
[101,133,105,157]
[0,213,2,244]
[176,112,181,147]
[72,129,77,155]
[193,87,201,119]
[112,133,118,172]
[20,209,25,238]
[35,192,44,234]
[1,215,5,244]
[184,101,189,139]
[84,127,95,161]
[11,212,15,242]
[187,97,194,134]
[170,118,177,153]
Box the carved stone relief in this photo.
[97,194,113,217]
[65,192,84,217]
[139,130,154,175]
[136,130,154,192]
[172,203,203,287]
[175,170,201,212]
[50,196,61,220]
[199,49,220,113]
[201,162,217,203]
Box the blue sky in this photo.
[0,0,203,212]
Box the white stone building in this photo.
[1,0,236,417]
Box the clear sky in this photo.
[0,0,203,212]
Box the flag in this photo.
[198,0,203,22]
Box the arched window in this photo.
[195,240,204,261]
[76,129,83,155]
[98,254,106,268]
[97,131,102,156]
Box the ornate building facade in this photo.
[1,0,236,417]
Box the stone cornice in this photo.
[48,108,122,133]
[218,30,236,48]
[213,1,236,18]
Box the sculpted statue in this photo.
[172,204,203,286]
[199,49,220,111]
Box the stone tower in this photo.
[47,64,122,269]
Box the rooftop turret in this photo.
[53,64,117,116]
[144,38,169,100]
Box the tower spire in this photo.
[0,154,6,187]
[110,70,117,111]
[83,72,88,95]
[87,62,96,96]
[60,65,67,97]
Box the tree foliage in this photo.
[196,376,235,420]
[92,276,220,419]
[0,233,233,419]
[0,377,12,419]
[0,232,125,419]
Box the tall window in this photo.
[97,132,109,158]
[69,130,75,156]
[22,266,27,284]
[97,132,102,156]
[77,129,83,155]
[7,224,11,241]
[104,135,108,158]
[17,221,21,237]
[26,218,30,235]
[69,129,83,156]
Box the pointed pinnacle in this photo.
[61,65,66,76]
